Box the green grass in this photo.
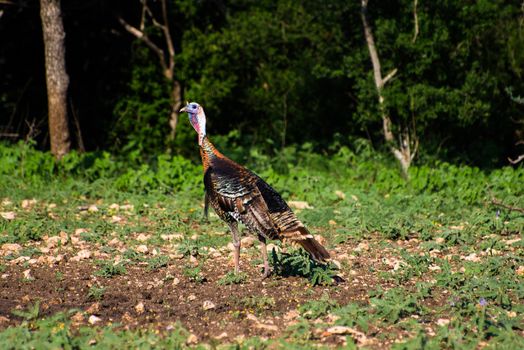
[0,142,523,348]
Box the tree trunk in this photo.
[361,0,416,180]
[40,0,70,159]
[168,80,182,140]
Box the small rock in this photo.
[86,302,100,314]
[337,253,350,261]
[88,315,102,325]
[0,316,10,324]
[109,203,120,210]
[188,294,196,301]
[516,266,524,276]
[120,204,134,211]
[22,269,32,280]
[436,318,450,326]
[505,238,521,246]
[108,238,121,247]
[335,190,346,200]
[71,312,84,323]
[186,334,198,345]
[135,302,145,314]
[284,310,299,321]
[189,255,198,266]
[256,323,278,331]
[326,313,341,324]
[110,215,122,223]
[241,236,257,248]
[1,243,22,254]
[325,326,357,335]
[328,220,337,226]
[0,212,16,220]
[288,201,313,210]
[136,245,148,254]
[161,234,183,241]
[136,233,149,242]
[21,199,37,209]
[11,256,30,265]
[122,312,135,323]
[331,260,342,269]
[246,313,258,322]
[172,277,180,286]
[190,234,199,240]
[428,265,441,271]
[88,205,99,212]
[75,228,88,235]
[203,300,216,310]
[214,332,228,340]
[354,242,369,252]
[463,253,481,262]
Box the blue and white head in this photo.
[180,101,206,146]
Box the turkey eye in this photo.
[192,105,197,109]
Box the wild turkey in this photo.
[180,102,330,277]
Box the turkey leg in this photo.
[229,222,241,273]
[258,235,271,278]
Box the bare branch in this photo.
[361,0,384,90]
[383,68,398,86]
[0,133,19,138]
[117,16,168,74]
[508,154,524,164]
[412,0,419,43]
[410,137,419,161]
[139,0,147,31]
[491,198,524,214]
[160,0,175,78]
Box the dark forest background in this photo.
[1,0,523,169]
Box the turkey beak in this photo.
[179,106,187,113]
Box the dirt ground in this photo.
[0,235,444,348]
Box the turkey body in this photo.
[200,136,330,275]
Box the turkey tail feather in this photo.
[282,227,330,262]
[298,237,330,262]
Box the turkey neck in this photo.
[200,136,225,171]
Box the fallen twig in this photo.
[491,198,524,214]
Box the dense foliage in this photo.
[1,0,523,166]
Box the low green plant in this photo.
[11,301,40,321]
[238,295,276,313]
[94,260,127,278]
[370,288,423,325]
[177,239,203,257]
[218,271,247,285]
[269,248,338,286]
[183,266,206,283]
[55,271,64,281]
[147,255,170,271]
[298,293,338,319]
[87,285,106,301]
